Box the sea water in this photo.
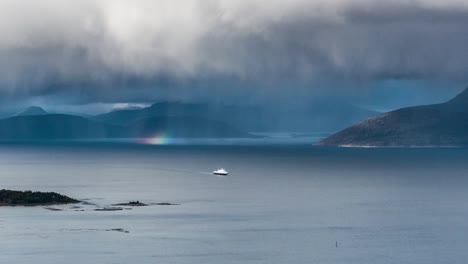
[1,143,468,263]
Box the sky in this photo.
[1,0,468,113]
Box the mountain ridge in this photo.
[17,106,48,116]
[95,101,378,132]
[318,87,468,147]
[0,114,252,140]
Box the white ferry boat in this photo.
[213,168,228,176]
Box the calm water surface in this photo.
[1,144,468,263]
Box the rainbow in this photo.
[141,132,172,145]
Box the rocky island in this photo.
[0,189,79,206]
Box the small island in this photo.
[154,202,179,206]
[112,201,148,206]
[111,201,179,207]
[0,189,79,206]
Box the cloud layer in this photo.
[1,0,468,104]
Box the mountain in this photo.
[94,102,208,125]
[17,106,48,116]
[318,87,468,147]
[127,116,251,138]
[94,102,276,131]
[95,101,378,133]
[0,114,252,140]
[275,101,378,133]
[0,114,123,139]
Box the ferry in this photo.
[213,168,228,176]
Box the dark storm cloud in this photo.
[1,0,468,104]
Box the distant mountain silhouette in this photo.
[94,102,275,131]
[319,87,468,146]
[95,101,377,132]
[95,102,207,125]
[127,116,251,138]
[276,101,378,132]
[0,114,122,139]
[17,106,48,116]
[0,114,252,140]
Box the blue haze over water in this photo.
[1,142,468,263]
